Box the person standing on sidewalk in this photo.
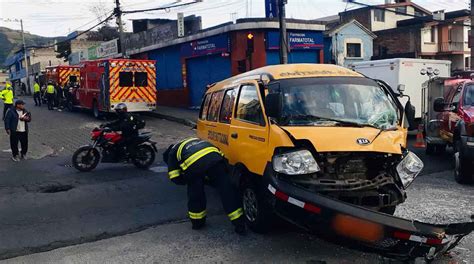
[1,82,14,120]
[33,81,41,106]
[46,81,55,110]
[4,100,31,161]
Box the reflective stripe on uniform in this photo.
[228,208,243,221]
[179,147,221,171]
[188,210,207,219]
[168,169,181,179]
[177,138,199,161]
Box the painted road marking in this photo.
[150,166,168,173]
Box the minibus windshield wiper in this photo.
[282,114,378,129]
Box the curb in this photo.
[144,111,197,128]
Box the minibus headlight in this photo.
[396,151,423,189]
[273,150,320,175]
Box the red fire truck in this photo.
[45,65,81,87]
[74,59,157,118]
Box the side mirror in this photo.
[264,93,282,119]
[404,100,416,130]
[433,97,445,112]
[397,84,406,95]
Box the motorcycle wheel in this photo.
[133,145,155,169]
[72,146,100,172]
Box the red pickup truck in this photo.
[433,80,474,183]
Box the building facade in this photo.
[339,0,431,32]
[373,9,471,71]
[324,20,377,67]
[4,47,64,92]
[5,31,101,92]
[126,18,325,108]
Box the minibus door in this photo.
[228,82,269,174]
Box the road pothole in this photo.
[38,184,74,193]
[25,183,75,193]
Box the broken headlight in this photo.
[273,149,320,175]
[396,151,423,188]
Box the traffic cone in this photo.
[414,124,426,148]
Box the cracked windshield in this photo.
[281,78,398,129]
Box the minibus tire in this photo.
[241,176,273,233]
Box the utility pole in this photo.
[20,19,31,95]
[471,0,474,69]
[115,0,126,58]
[278,0,288,64]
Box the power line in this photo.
[122,1,198,14]
[24,12,115,50]
[20,1,199,51]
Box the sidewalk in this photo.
[147,106,199,128]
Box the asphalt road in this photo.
[0,97,472,263]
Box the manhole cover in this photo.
[38,184,74,193]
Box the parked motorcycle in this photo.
[72,127,157,172]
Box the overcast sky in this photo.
[0,0,469,37]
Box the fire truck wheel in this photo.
[92,101,101,119]
[133,145,156,169]
[240,173,273,234]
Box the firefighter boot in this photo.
[191,217,206,230]
[233,216,246,235]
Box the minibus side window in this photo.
[207,90,225,122]
[219,88,236,124]
[235,85,265,126]
[199,94,211,120]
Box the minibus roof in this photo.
[207,63,363,93]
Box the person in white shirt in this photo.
[4,100,31,161]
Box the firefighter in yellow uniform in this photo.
[46,82,55,110]
[163,138,246,234]
[33,81,41,107]
[1,82,14,120]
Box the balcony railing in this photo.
[439,42,465,52]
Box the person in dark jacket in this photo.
[4,100,31,161]
[163,138,246,234]
[102,103,142,157]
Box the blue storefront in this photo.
[134,20,325,108]
[148,45,183,91]
[266,31,324,65]
[181,34,231,107]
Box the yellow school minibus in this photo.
[195,64,453,257]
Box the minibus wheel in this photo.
[241,175,273,233]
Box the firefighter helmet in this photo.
[115,103,128,113]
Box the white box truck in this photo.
[350,58,451,119]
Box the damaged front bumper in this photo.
[263,168,474,261]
